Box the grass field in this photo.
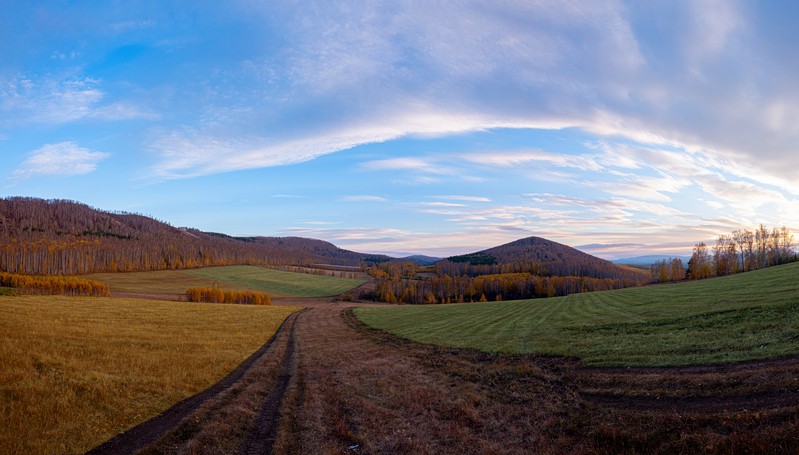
[356,262,799,366]
[85,265,365,298]
[0,296,300,455]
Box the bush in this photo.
[185,287,271,305]
[0,272,110,297]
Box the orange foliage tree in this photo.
[0,272,110,297]
[185,287,271,305]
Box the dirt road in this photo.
[88,299,799,454]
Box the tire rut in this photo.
[87,309,306,455]
[239,307,304,455]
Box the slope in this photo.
[0,197,389,275]
[446,236,648,281]
[356,262,799,366]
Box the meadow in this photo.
[355,262,799,366]
[0,296,300,454]
[85,265,365,298]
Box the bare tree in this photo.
[732,229,753,271]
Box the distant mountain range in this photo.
[612,255,691,266]
[399,255,442,265]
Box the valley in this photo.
[0,198,797,453]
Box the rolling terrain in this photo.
[0,197,390,275]
[356,261,799,366]
[85,265,366,299]
[446,236,648,281]
[2,196,798,453]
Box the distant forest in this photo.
[366,237,651,304]
[370,229,796,305]
[2,198,794,305]
[0,197,387,275]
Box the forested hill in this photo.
[444,236,648,281]
[0,197,388,275]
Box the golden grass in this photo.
[83,269,220,296]
[0,295,300,455]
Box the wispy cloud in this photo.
[0,75,156,125]
[432,195,491,203]
[342,195,389,202]
[464,149,603,171]
[12,142,110,179]
[361,157,442,172]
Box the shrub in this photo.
[0,272,110,297]
[185,287,271,305]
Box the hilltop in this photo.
[446,236,648,281]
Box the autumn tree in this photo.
[687,242,713,279]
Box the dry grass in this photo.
[85,265,365,298]
[83,269,218,295]
[0,295,299,455]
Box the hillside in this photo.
[357,261,799,365]
[0,197,388,275]
[445,236,647,281]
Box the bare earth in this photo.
[88,298,799,454]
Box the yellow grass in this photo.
[0,295,300,454]
[83,269,222,296]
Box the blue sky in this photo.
[2,1,798,259]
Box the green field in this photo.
[355,262,799,366]
[86,265,365,298]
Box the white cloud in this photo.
[464,149,603,171]
[361,157,440,172]
[685,0,744,62]
[0,75,156,125]
[695,174,788,212]
[13,142,110,179]
[415,202,466,208]
[342,195,389,202]
[433,195,491,202]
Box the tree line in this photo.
[367,260,647,304]
[649,224,795,283]
[371,272,643,304]
[0,272,110,297]
[688,225,795,279]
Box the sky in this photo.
[2,1,798,259]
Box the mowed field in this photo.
[85,265,366,298]
[356,262,799,366]
[0,296,300,454]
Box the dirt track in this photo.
[88,299,799,454]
